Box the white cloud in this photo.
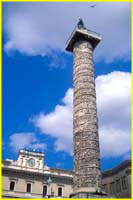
[56,162,63,168]
[9,132,46,152]
[32,71,131,158]
[32,88,73,155]
[122,151,131,161]
[96,71,131,157]
[3,2,131,62]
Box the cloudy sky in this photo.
[2,2,131,171]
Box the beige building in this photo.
[102,160,131,198]
[2,150,73,198]
[2,149,131,198]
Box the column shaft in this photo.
[73,40,101,193]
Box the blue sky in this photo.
[2,2,131,171]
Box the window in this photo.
[116,179,121,193]
[42,185,47,197]
[103,184,108,194]
[121,176,127,190]
[26,183,31,193]
[58,187,62,197]
[9,181,15,191]
[110,182,115,195]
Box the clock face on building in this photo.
[27,158,35,167]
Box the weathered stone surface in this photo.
[70,192,108,198]
[73,40,102,193]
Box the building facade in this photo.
[2,150,73,198]
[102,160,131,198]
[2,150,131,198]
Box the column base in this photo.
[70,191,110,198]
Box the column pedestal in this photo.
[70,191,108,198]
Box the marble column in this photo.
[66,21,107,198]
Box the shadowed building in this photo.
[102,160,131,198]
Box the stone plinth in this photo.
[70,191,108,198]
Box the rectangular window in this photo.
[110,182,115,195]
[121,176,127,190]
[43,185,47,197]
[9,181,15,191]
[26,183,31,193]
[58,187,62,197]
[103,184,108,194]
[116,179,121,193]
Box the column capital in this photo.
[65,26,101,52]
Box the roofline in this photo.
[2,167,73,181]
[2,159,131,179]
[102,159,131,178]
